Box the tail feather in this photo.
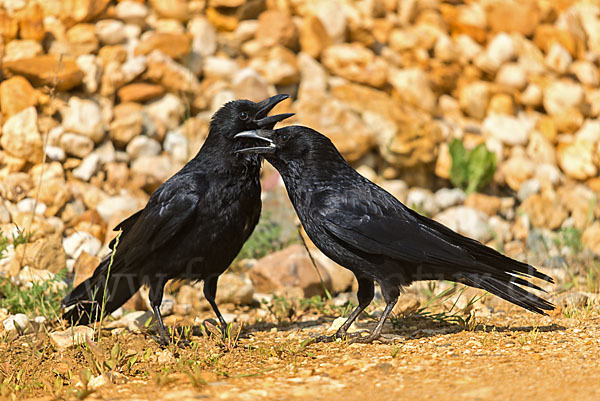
[466,244,554,283]
[407,207,555,314]
[62,257,141,325]
[414,210,555,284]
[460,273,555,315]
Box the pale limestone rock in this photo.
[557,140,597,180]
[459,81,490,120]
[496,63,527,90]
[60,133,94,158]
[482,114,534,146]
[50,326,95,350]
[545,42,572,74]
[62,97,105,143]
[569,60,599,87]
[434,206,492,243]
[388,67,436,113]
[1,106,43,163]
[543,80,584,116]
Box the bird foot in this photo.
[313,331,366,343]
[154,332,192,348]
[156,336,192,348]
[348,332,394,344]
[174,338,192,348]
[155,334,171,347]
[203,320,230,339]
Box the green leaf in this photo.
[466,143,496,194]
[449,139,497,194]
[449,139,468,189]
[79,368,91,386]
[110,343,120,361]
[127,355,138,370]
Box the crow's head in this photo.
[209,94,293,146]
[234,125,344,172]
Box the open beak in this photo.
[235,129,276,154]
[254,94,294,128]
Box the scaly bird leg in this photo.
[151,303,170,346]
[204,276,227,332]
[314,277,374,343]
[349,298,397,344]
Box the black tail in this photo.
[62,257,141,325]
[409,210,555,315]
[423,259,555,315]
[459,273,554,315]
[454,246,555,315]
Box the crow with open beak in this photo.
[62,95,293,345]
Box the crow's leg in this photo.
[151,303,170,346]
[315,277,374,343]
[149,292,168,346]
[204,275,227,330]
[350,282,399,344]
[149,275,182,346]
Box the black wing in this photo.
[109,210,143,250]
[313,187,472,266]
[110,176,200,266]
[313,185,552,284]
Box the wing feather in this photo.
[110,178,200,266]
[314,189,470,265]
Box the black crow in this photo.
[235,126,554,343]
[62,95,293,344]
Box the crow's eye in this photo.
[239,111,249,121]
[280,133,289,142]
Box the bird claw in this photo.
[312,331,366,343]
[154,332,192,348]
[174,338,192,348]
[348,333,394,344]
[155,334,171,347]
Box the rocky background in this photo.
[1,0,600,332]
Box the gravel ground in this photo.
[2,304,599,401]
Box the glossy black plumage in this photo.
[236,126,554,343]
[62,95,292,344]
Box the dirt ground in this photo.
[2,301,599,401]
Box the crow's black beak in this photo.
[235,129,276,154]
[254,94,294,128]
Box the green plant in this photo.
[96,230,122,342]
[584,263,600,293]
[479,327,498,347]
[75,368,94,400]
[299,295,354,317]
[263,295,355,325]
[0,232,8,261]
[236,213,298,261]
[554,227,583,252]
[182,365,207,389]
[399,282,482,330]
[153,367,176,387]
[103,343,138,373]
[561,299,595,320]
[11,228,32,248]
[0,228,32,260]
[78,339,139,379]
[0,269,68,321]
[449,139,497,194]
[202,321,242,352]
[262,296,293,324]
